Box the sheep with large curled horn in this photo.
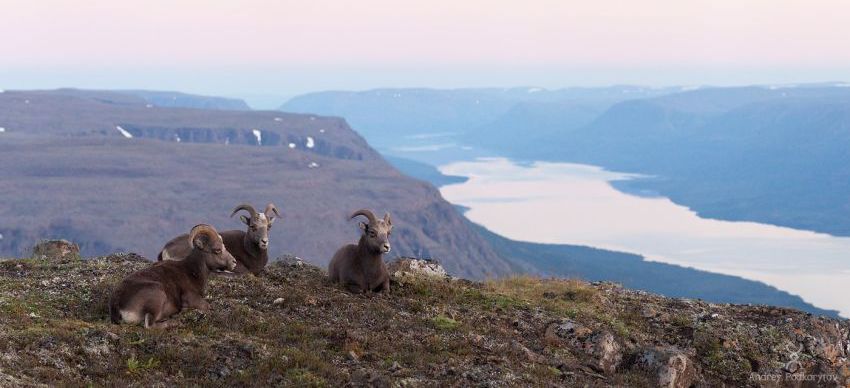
[158,203,281,275]
[328,209,393,293]
[110,224,237,328]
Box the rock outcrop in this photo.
[31,239,80,260]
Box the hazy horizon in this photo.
[3,0,850,107]
[4,76,850,110]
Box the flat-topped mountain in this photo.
[0,89,513,278]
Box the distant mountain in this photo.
[117,90,251,110]
[8,88,252,111]
[279,86,682,148]
[290,84,850,236]
[0,89,514,278]
[529,85,850,236]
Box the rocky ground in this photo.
[0,246,848,387]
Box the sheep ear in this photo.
[240,215,250,225]
[384,213,392,226]
[358,221,368,231]
[193,236,206,250]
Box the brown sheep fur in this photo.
[158,203,280,275]
[109,224,236,328]
[328,209,393,293]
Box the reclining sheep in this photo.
[159,203,280,275]
[328,209,393,293]
[109,224,236,328]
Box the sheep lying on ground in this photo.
[159,203,280,275]
[109,224,236,328]
[328,209,392,293]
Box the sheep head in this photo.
[189,224,237,272]
[231,203,280,250]
[351,209,393,254]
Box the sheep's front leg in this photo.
[182,292,211,314]
[374,278,390,294]
[344,282,364,294]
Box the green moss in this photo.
[431,315,459,331]
[286,368,326,387]
[126,356,160,375]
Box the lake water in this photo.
[439,158,850,318]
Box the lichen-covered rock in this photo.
[276,254,305,267]
[630,347,698,388]
[590,331,622,374]
[31,239,80,259]
[387,257,449,281]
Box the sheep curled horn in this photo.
[158,202,281,275]
[230,203,281,221]
[350,209,390,227]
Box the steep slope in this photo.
[0,90,513,278]
[0,253,847,386]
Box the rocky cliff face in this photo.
[0,253,847,387]
[0,89,513,278]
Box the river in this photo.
[438,157,850,318]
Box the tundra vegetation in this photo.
[1,250,848,386]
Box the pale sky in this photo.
[1,0,849,105]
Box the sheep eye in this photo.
[213,249,222,254]
[369,232,376,238]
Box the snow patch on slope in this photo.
[115,126,133,138]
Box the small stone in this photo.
[511,340,542,363]
[630,347,698,388]
[470,334,484,344]
[273,298,285,305]
[387,258,449,281]
[389,361,402,372]
[591,332,621,374]
[348,350,360,362]
[277,255,305,267]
